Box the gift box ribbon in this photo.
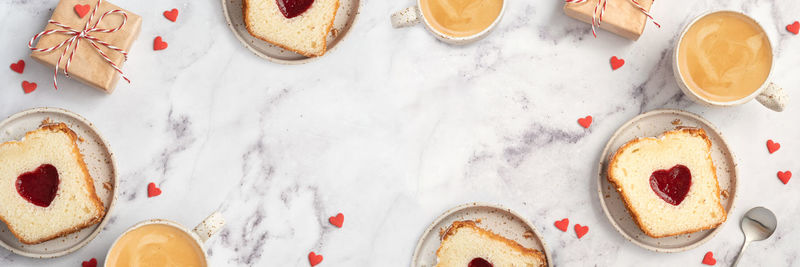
[28,0,129,90]
[565,0,660,38]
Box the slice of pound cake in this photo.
[607,128,726,238]
[243,0,339,57]
[0,123,105,244]
[436,221,546,267]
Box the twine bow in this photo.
[28,0,129,90]
[565,0,660,38]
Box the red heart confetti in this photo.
[578,115,593,129]
[610,56,625,70]
[163,8,179,22]
[74,4,91,18]
[329,213,344,228]
[147,182,162,197]
[10,60,24,74]
[22,81,37,94]
[778,171,792,185]
[554,218,569,232]
[308,252,323,266]
[574,224,589,239]
[787,21,799,35]
[767,140,780,154]
[82,258,98,267]
[153,36,168,51]
[702,251,716,265]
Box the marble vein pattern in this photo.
[0,0,799,266]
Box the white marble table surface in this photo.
[1,0,799,266]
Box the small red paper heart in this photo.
[767,139,780,154]
[308,252,323,266]
[702,251,716,265]
[329,213,344,228]
[22,81,37,94]
[578,115,593,128]
[153,36,168,51]
[10,60,24,74]
[610,56,625,70]
[164,8,179,22]
[787,21,799,35]
[554,218,569,232]
[147,182,162,197]
[82,258,98,267]
[74,4,91,18]
[574,224,589,239]
[778,171,792,184]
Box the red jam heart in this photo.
[329,213,344,228]
[468,258,493,267]
[702,251,716,265]
[276,0,314,18]
[787,21,799,35]
[554,218,569,232]
[10,60,25,74]
[16,164,59,207]
[610,56,625,70]
[82,258,98,267]
[650,164,692,206]
[308,252,323,266]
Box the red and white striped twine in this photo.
[28,0,129,90]
[565,0,660,38]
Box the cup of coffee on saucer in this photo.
[673,10,788,112]
[104,212,225,266]
[391,0,506,45]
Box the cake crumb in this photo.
[40,118,52,126]
[475,218,482,224]
[671,119,682,125]
[330,28,339,38]
[721,189,729,199]
[523,231,535,239]
[103,182,113,191]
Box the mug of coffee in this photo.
[673,10,788,112]
[391,0,506,45]
[104,212,225,266]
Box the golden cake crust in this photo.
[242,0,339,57]
[436,220,546,266]
[607,128,726,238]
[0,123,105,244]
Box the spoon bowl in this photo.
[733,207,777,266]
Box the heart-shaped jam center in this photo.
[649,164,692,206]
[16,164,59,207]
[276,0,315,18]
[468,258,493,267]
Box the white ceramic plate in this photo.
[597,109,737,252]
[0,107,117,258]
[222,0,360,64]
[412,203,552,267]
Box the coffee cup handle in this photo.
[391,6,421,28]
[192,211,225,243]
[756,82,788,112]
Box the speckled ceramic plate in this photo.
[0,107,117,258]
[597,109,737,252]
[222,0,360,64]
[412,203,552,267]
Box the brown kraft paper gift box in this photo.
[563,0,654,40]
[30,0,141,93]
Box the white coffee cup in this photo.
[390,0,506,45]
[672,10,788,112]
[104,211,225,266]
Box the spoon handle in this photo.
[732,239,752,267]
